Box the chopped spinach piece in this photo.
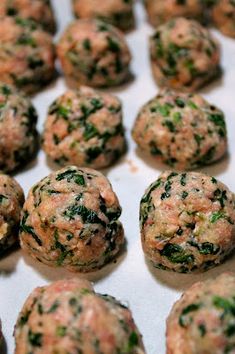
[210,211,225,223]
[20,211,42,246]
[56,326,67,337]
[56,169,85,185]
[160,244,194,264]
[188,240,220,255]
[198,323,206,337]
[63,204,106,226]
[0,194,8,203]
[179,303,201,327]
[47,301,60,313]
[28,330,42,347]
[180,173,187,186]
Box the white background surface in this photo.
[1,1,235,353]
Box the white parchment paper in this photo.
[1,1,235,353]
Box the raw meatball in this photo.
[0,173,24,254]
[140,171,235,273]
[72,0,135,32]
[19,166,124,272]
[0,16,55,94]
[57,19,131,88]
[166,273,235,354]
[211,0,235,38]
[132,89,227,170]
[150,17,221,92]
[144,0,204,27]
[42,87,126,169]
[14,278,146,354]
[0,0,56,34]
[0,82,39,173]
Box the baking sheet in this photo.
[1,1,235,353]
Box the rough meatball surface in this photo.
[14,278,146,354]
[0,173,24,254]
[0,0,56,34]
[150,17,221,92]
[140,171,235,273]
[132,89,227,170]
[0,16,55,94]
[72,0,135,32]
[57,19,131,88]
[0,82,39,173]
[144,0,204,27]
[20,166,124,272]
[42,86,126,169]
[166,273,235,354]
[211,0,235,38]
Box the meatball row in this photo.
[0,13,224,93]
[0,2,231,95]
[0,81,229,173]
[16,166,235,275]
[0,16,55,94]
[0,82,39,173]
[0,72,230,178]
[0,15,132,93]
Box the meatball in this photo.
[132,89,227,170]
[0,0,56,34]
[57,19,131,88]
[0,16,55,94]
[19,166,124,272]
[42,87,126,169]
[149,17,221,92]
[144,0,204,27]
[211,0,235,38]
[140,171,235,273]
[14,278,146,354]
[0,82,39,173]
[0,173,24,254]
[72,0,135,32]
[166,273,235,354]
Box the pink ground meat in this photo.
[140,171,235,273]
[0,16,55,94]
[42,86,126,169]
[72,0,134,32]
[0,82,39,173]
[20,166,124,272]
[167,273,235,354]
[211,0,235,38]
[14,278,146,354]
[132,88,227,170]
[0,173,24,254]
[150,17,221,92]
[0,0,56,33]
[144,0,203,27]
[57,19,131,88]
